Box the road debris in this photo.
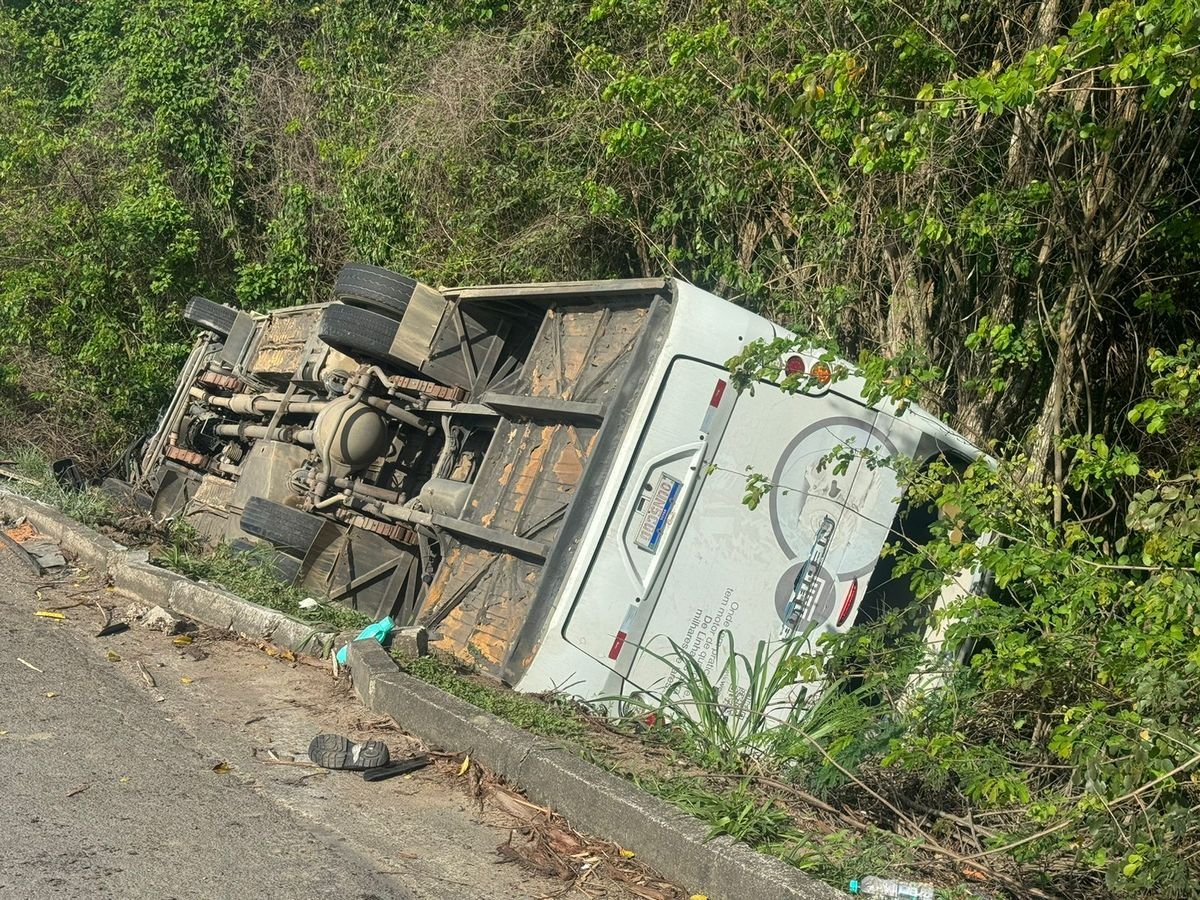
[0,465,41,486]
[361,755,432,782]
[212,761,232,775]
[22,540,66,570]
[135,661,156,688]
[172,634,194,646]
[105,650,122,663]
[4,521,35,542]
[50,457,86,491]
[450,755,687,899]
[333,615,394,666]
[253,747,322,769]
[16,657,43,673]
[141,605,182,633]
[308,733,390,771]
[34,610,67,620]
[96,622,130,637]
[66,784,90,798]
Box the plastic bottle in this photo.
[848,876,935,899]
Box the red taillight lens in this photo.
[812,361,833,386]
[836,578,858,626]
[785,355,806,376]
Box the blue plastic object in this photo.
[335,615,395,666]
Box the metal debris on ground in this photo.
[96,622,130,637]
[21,541,66,570]
[252,747,323,769]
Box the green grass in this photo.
[633,773,916,888]
[396,654,590,742]
[1,446,114,526]
[155,524,373,633]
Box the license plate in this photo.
[636,473,682,553]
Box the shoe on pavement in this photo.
[307,733,390,771]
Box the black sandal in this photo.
[362,755,432,782]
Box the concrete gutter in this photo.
[0,491,337,657]
[0,490,842,900]
[346,640,842,900]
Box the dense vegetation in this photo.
[2,0,1199,895]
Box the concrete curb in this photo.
[346,640,842,900]
[0,491,336,657]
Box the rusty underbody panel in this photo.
[415,298,657,681]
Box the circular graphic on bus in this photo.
[768,416,897,560]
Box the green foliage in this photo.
[605,630,825,770]
[3,0,1198,457]
[0,446,114,526]
[1129,342,1200,438]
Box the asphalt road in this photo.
[0,557,413,899]
[0,513,668,900]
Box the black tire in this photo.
[317,304,405,366]
[240,496,326,558]
[334,263,415,320]
[184,296,239,336]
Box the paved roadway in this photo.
[0,555,411,899]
